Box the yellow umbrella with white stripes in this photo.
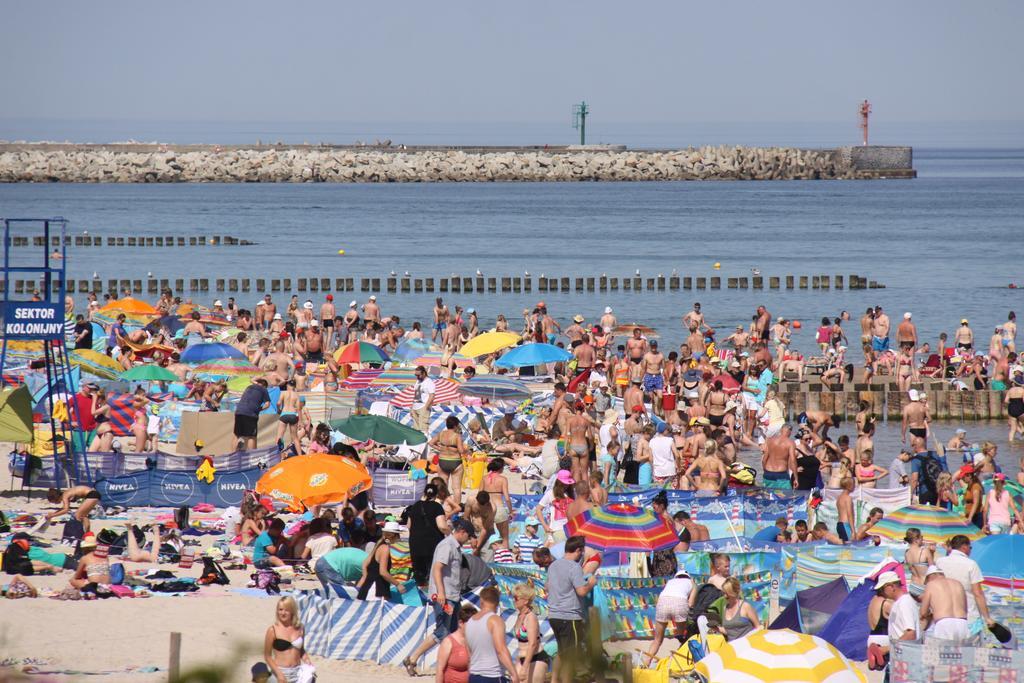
[695,629,865,683]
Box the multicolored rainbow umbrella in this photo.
[565,503,678,552]
[411,351,474,368]
[870,504,984,545]
[192,358,261,381]
[695,629,865,683]
[334,341,390,365]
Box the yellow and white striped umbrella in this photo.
[695,629,865,683]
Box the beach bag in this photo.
[109,562,125,585]
[915,452,942,492]
[253,568,281,595]
[2,537,33,576]
[198,556,230,585]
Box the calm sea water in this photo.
[2,147,1023,470]
[1,148,1021,351]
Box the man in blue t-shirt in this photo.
[234,379,271,450]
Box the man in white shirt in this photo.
[876,571,919,644]
[936,535,993,635]
[411,365,435,434]
[650,424,676,485]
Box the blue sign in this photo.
[3,301,65,340]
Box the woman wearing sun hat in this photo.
[356,520,407,600]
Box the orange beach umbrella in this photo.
[255,454,372,510]
[100,296,159,316]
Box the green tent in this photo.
[0,385,34,442]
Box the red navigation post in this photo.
[859,100,871,146]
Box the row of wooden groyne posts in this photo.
[7,234,253,247]
[6,273,886,296]
[777,381,1013,421]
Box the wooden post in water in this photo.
[669,275,679,290]
[769,276,780,289]
[463,277,473,292]
[512,277,522,292]
[610,277,619,291]
[683,276,692,289]
[401,278,411,293]
[414,279,423,292]
[728,278,738,289]
[696,277,706,289]
[710,276,720,289]
[561,277,571,291]
[799,276,808,289]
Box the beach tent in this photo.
[817,560,903,661]
[0,386,34,442]
[769,577,848,636]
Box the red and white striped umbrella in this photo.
[389,378,462,409]
[340,368,385,390]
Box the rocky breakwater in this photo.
[0,145,870,182]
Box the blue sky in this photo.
[1,1,1021,145]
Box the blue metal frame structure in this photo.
[1,217,89,488]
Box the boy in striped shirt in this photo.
[514,518,543,563]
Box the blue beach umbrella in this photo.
[494,343,572,368]
[460,376,533,402]
[393,338,436,363]
[972,535,1024,589]
[179,342,246,364]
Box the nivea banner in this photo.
[95,466,263,507]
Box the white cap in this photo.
[256,300,265,306]
[349,300,357,308]
[925,565,944,578]
[904,312,912,319]
[604,306,612,314]
[213,300,222,307]
[382,521,406,534]
[875,571,901,588]
[303,301,314,309]
[310,319,319,327]
[908,389,920,401]
[369,295,377,301]
[273,313,282,320]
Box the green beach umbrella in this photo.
[120,365,178,382]
[328,414,427,445]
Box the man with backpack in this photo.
[909,435,948,505]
